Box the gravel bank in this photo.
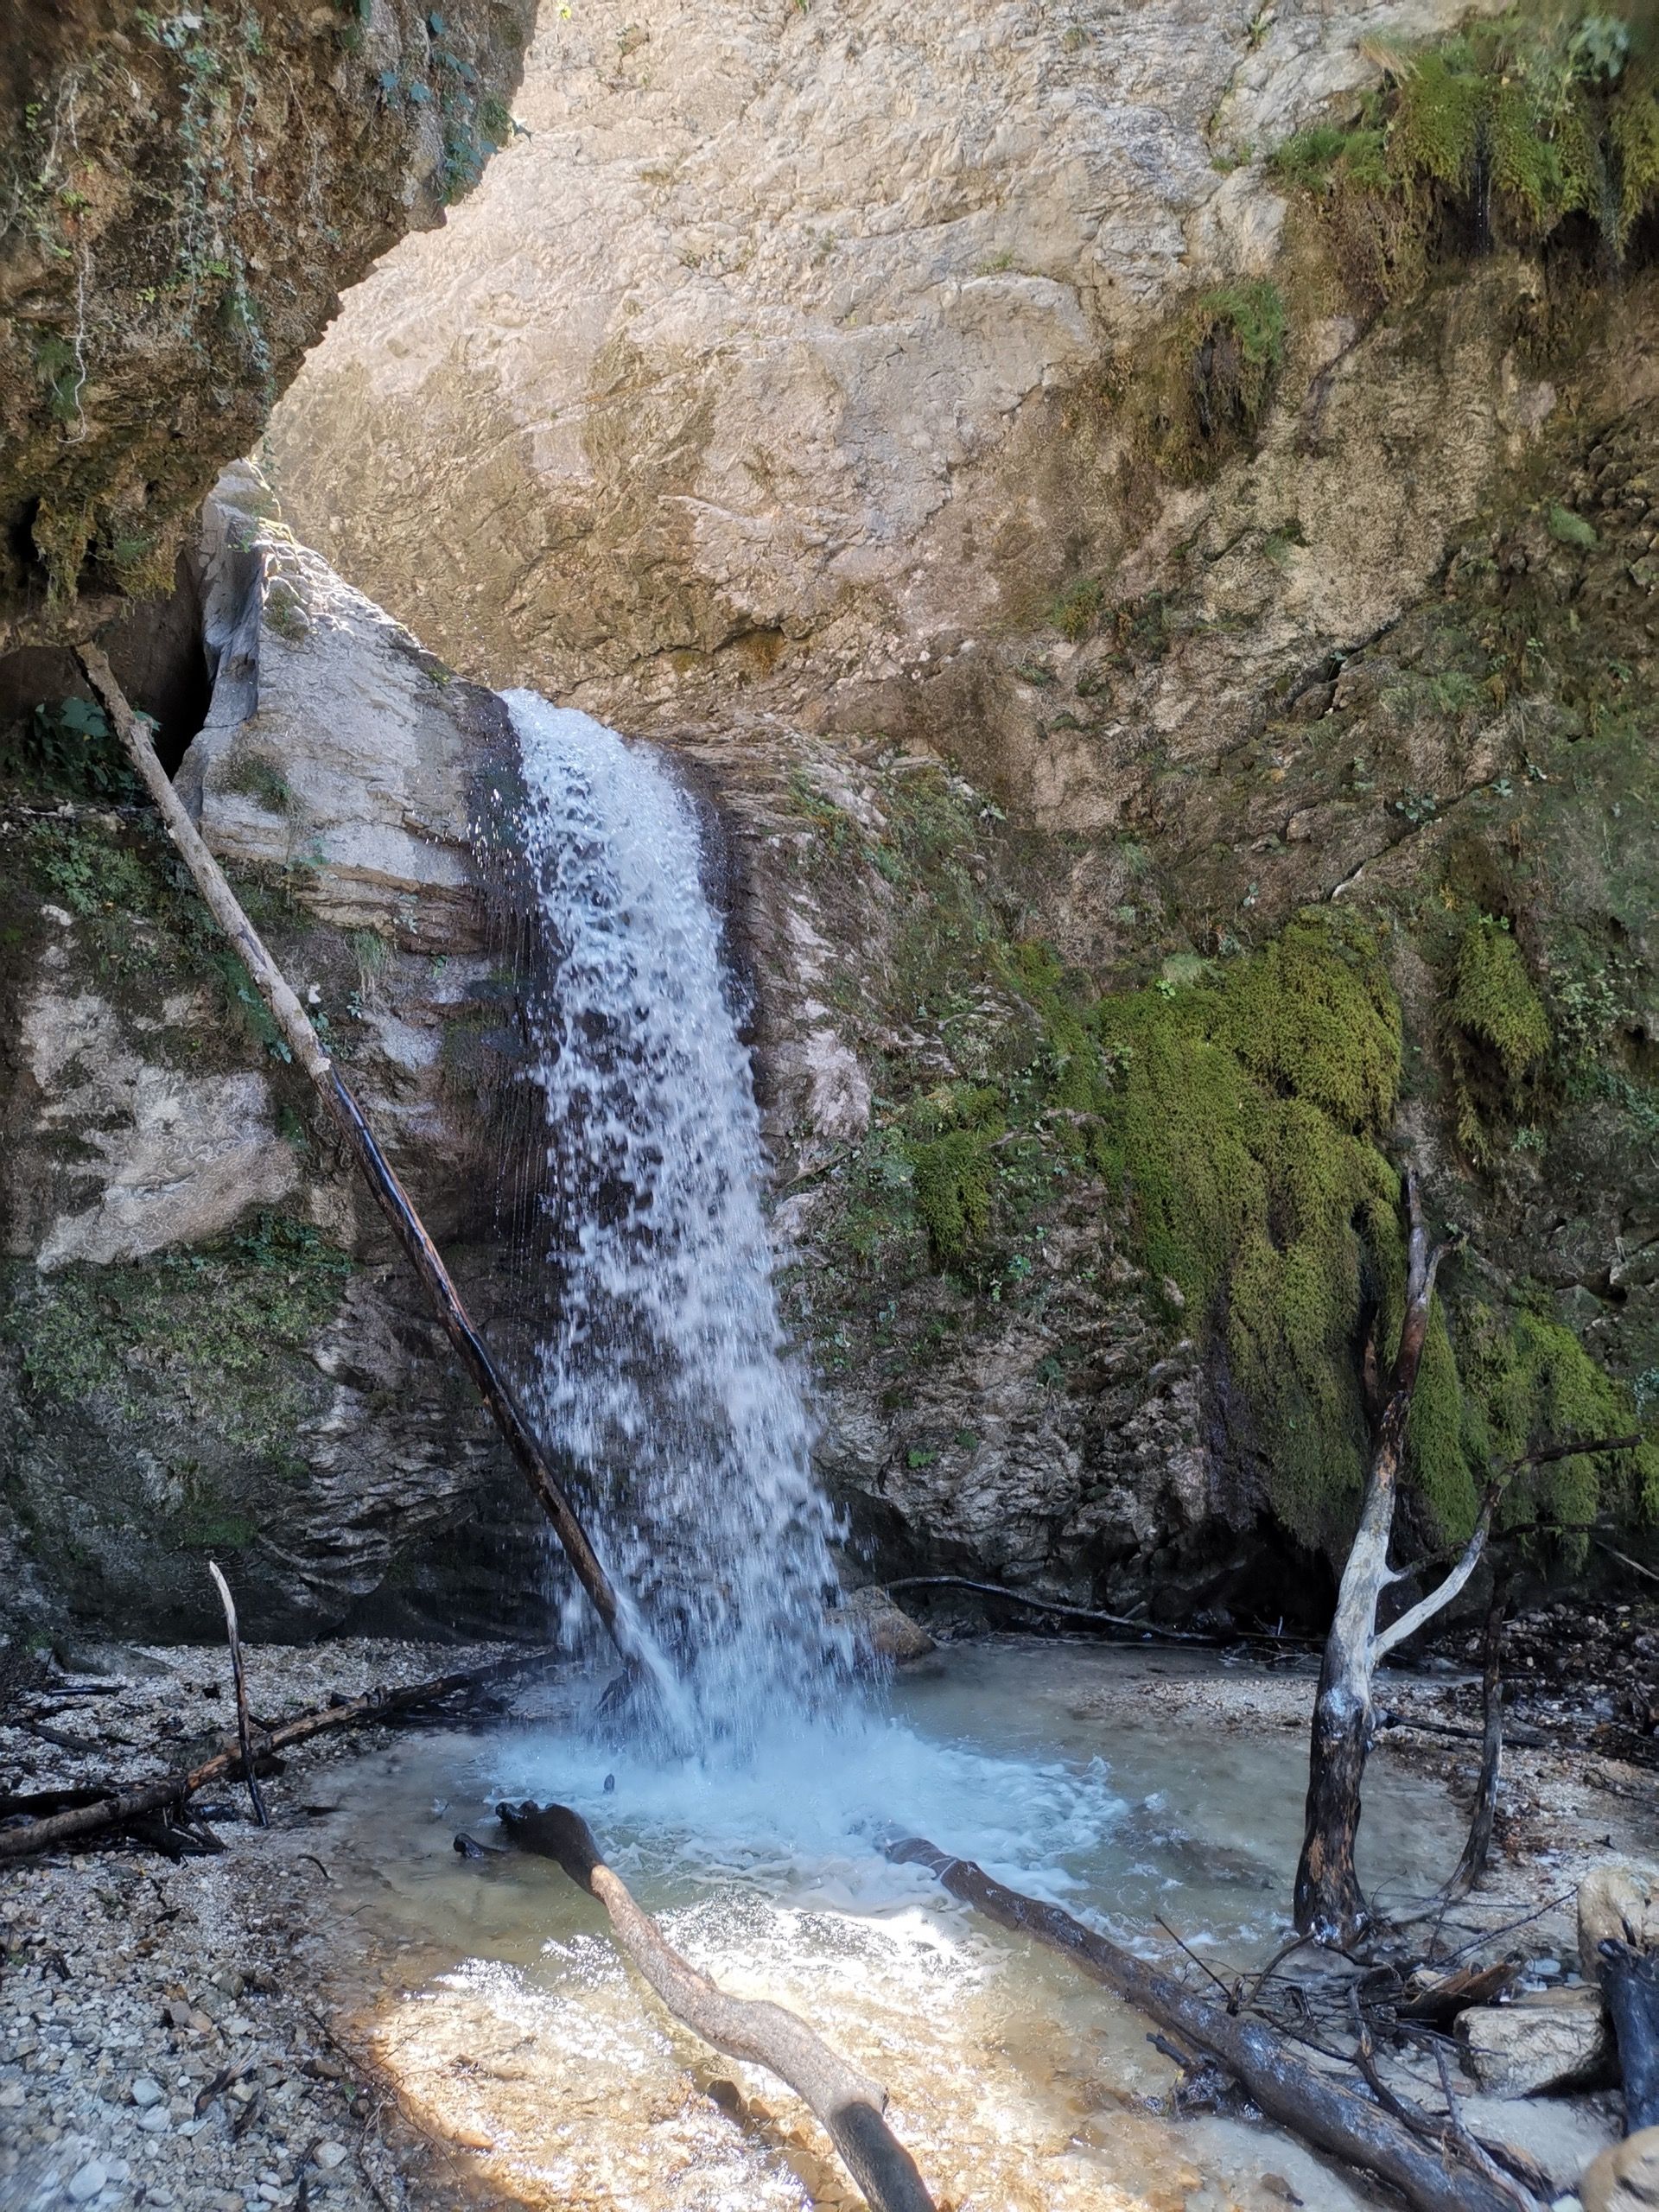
[2,1640,513,2212]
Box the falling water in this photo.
[505,691,852,1745]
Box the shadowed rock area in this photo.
[0,0,534,650]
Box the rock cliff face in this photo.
[268,0,1508,741]
[259,0,1659,1621]
[4,0,1659,1638]
[0,471,549,1640]
[0,0,534,649]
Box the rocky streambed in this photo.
[3,1624,1653,2212]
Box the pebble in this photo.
[0,1642,474,2212]
[313,2143,347,2171]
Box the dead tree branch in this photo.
[0,1649,551,1861]
[498,1802,937,2212]
[207,1560,267,1828]
[1442,1571,1510,1904]
[889,1835,1527,2212]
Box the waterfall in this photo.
[505,691,852,1745]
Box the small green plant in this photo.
[1548,502,1600,550]
[1,696,137,800]
[1050,575,1105,640]
[1428,668,1486,715]
[218,754,291,813]
[264,578,308,640]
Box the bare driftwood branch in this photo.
[77,645,658,1694]
[207,1560,267,1828]
[890,1834,1526,2212]
[497,1802,936,2212]
[0,1649,552,1861]
[1374,1479,1503,1660]
[1594,1535,1659,1587]
[880,1577,1216,1642]
[1375,1711,1542,1752]
[1433,2045,1536,2212]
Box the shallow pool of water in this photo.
[322,1639,1465,2212]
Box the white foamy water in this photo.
[506,692,851,1744]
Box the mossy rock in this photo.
[1269,5,1659,304]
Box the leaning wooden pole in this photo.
[499,1802,938,2212]
[76,645,652,1687]
[888,1838,1522,2212]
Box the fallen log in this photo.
[880,1575,1216,1642]
[77,645,659,1696]
[497,1801,937,2212]
[887,1835,1526,2212]
[0,1648,552,1861]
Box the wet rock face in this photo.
[0,0,534,648]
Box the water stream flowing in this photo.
[317,698,1474,2209]
[505,693,849,1745]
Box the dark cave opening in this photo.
[0,551,213,790]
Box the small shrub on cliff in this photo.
[0,696,137,802]
[1127,279,1290,482]
[1270,4,1659,302]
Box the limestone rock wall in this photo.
[0,474,547,1642]
[266,0,1491,740]
[258,0,1659,1622]
[0,0,534,650]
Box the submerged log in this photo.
[77,645,658,1693]
[0,1649,551,1861]
[498,1801,937,2212]
[888,1835,1522,2212]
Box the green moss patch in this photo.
[1387,1276,1656,1562]
[1445,914,1552,1160]
[1269,5,1659,302]
[1088,915,1404,1542]
[1115,279,1290,485]
[3,1211,351,1455]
